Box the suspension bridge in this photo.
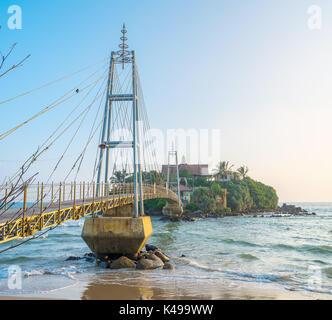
[0,25,182,255]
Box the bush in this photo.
[144,199,166,211]
[186,202,200,212]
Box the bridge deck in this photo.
[0,185,180,244]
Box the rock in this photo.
[163,262,175,270]
[65,256,81,261]
[312,212,317,216]
[181,254,186,257]
[154,250,170,263]
[110,256,136,269]
[146,253,164,264]
[84,253,95,258]
[136,258,163,270]
[190,217,196,222]
[138,252,149,260]
[145,244,158,251]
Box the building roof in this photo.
[171,185,193,192]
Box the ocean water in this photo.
[0,202,331,299]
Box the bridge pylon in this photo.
[82,25,152,256]
[95,24,143,218]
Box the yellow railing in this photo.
[0,183,180,244]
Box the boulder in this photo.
[110,256,136,269]
[154,250,170,263]
[65,256,81,261]
[136,258,163,270]
[138,252,149,260]
[145,244,158,251]
[163,262,175,270]
[146,253,164,265]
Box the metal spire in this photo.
[119,23,128,69]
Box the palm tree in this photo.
[213,161,234,180]
[237,166,249,179]
[111,169,127,183]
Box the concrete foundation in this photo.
[103,204,134,217]
[162,201,183,217]
[81,216,152,255]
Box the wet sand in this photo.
[0,271,329,300]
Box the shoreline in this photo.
[0,271,328,300]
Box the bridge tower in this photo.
[82,25,152,256]
[95,23,144,218]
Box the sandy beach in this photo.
[0,271,330,300]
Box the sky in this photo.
[0,0,332,202]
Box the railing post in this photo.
[82,182,85,215]
[58,183,62,224]
[70,182,73,201]
[37,182,40,207]
[80,182,82,199]
[40,183,44,214]
[87,182,90,199]
[22,184,28,237]
[5,183,8,211]
[73,182,76,219]
[63,182,66,202]
[92,182,95,216]
[51,182,54,203]
[100,183,104,214]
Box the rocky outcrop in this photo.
[275,204,317,216]
[75,244,175,272]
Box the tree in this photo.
[111,169,127,183]
[237,166,249,179]
[211,182,222,197]
[0,26,30,79]
[213,161,234,180]
[179,169,191,178]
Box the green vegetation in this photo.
[185,163,278,213]
[115,161,279,214]
[144,199,166,212]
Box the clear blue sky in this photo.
[1,0,332,201]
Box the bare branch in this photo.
[0,26,30,78]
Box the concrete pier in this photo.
[82,215,152,255]
[162,201,183,217]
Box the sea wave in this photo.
[221,239,261,247]
[274,243,332,255]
